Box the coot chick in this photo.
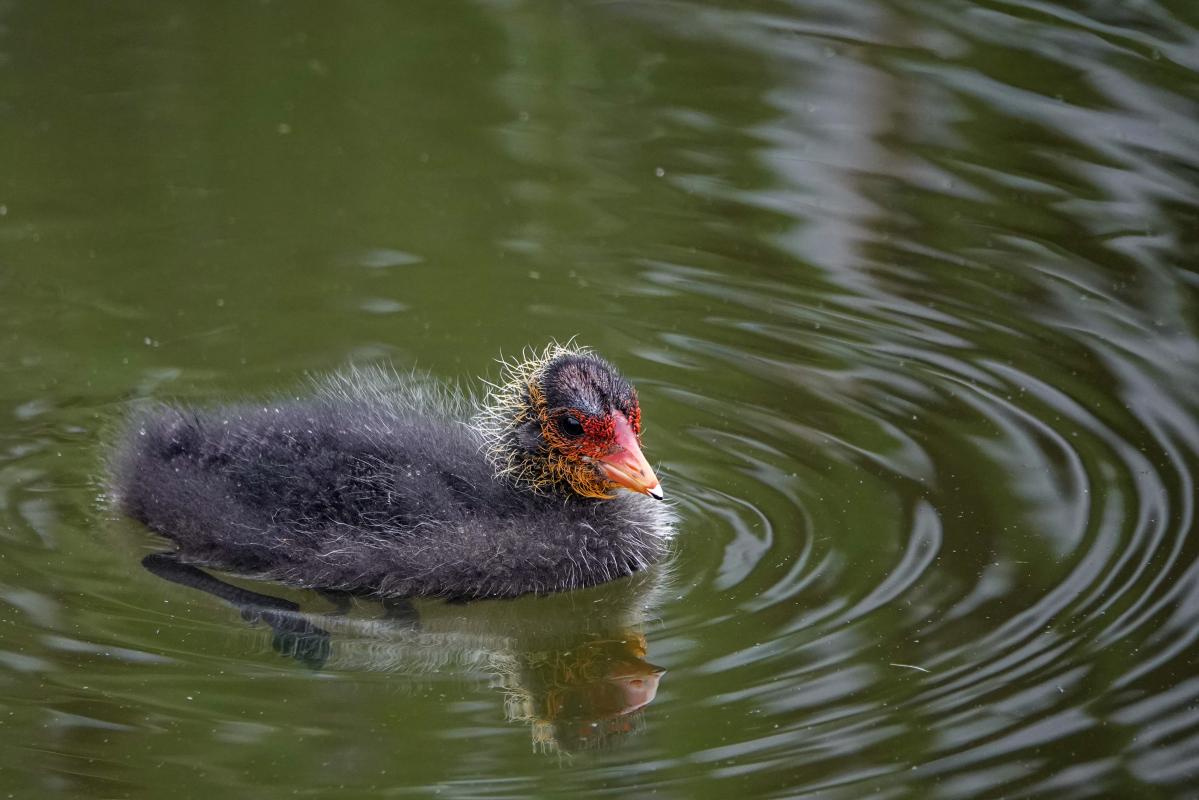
[110,343,675,599]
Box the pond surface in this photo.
[2,1,1199,797]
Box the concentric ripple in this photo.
[596,0,1199,795]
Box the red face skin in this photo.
[544,401,662,500]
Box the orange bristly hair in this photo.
[535,392,620,500]
[472,340,637,500]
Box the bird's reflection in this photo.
[141,552,667,753]
[494,631,664,752]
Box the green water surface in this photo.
[2,1,1199,798]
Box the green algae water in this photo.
[2,1,1199,797]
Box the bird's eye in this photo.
[559,415,585,438]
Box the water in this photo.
[2,1,1198,797]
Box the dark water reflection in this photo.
[2,0,1199,797]
[142,553,668,755]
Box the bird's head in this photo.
[474,343,663,501]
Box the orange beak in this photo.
[610,664,666,715]
[596,414,663,500]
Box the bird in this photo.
[108,342,676,599]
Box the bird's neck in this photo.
[472,348,556,493]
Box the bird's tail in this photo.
[108,406,276,572]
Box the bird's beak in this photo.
[597,415,664,500]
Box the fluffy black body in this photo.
[109,367,673,599]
